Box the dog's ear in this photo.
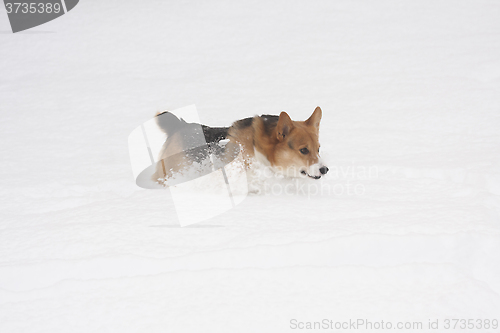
[305,106,322,132]
[276,111,293,141]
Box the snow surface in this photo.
[1,0,500,332]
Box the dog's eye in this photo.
[300,148,309,155]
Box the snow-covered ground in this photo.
[1,0,500,332]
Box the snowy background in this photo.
[1,0,500,332]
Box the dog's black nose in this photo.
[319,166,329,175]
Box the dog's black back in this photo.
[156,111,229,144]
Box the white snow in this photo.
[1,0,500,332]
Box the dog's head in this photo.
[273,107,328,179]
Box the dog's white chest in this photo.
[253,148,271,166]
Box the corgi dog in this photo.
[152,107,328,185]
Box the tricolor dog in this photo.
[152,107,328,184]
